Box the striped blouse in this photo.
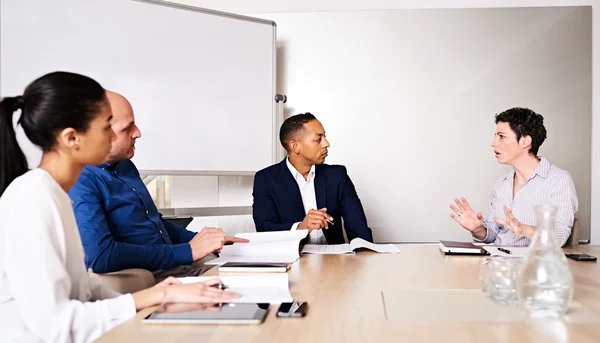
[477,157,579,247]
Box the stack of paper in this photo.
[206,230,308,265]
[302,238,400,255]
[178,274,293,303]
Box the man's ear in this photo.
[289,140,300,154]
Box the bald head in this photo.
[106,90,133,120]
[104,90,141,163]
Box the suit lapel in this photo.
[279,159,305,219]
[315,166,334,242]
[314,167,327,210]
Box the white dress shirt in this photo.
[477,157,579,247]
[0,169,136,343]
[287,158,328,245]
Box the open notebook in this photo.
[302,238,399,255]
[206,230,308,266]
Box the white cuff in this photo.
[106,293,137,321]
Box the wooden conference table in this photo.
[95,244,600,343]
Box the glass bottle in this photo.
[516,205,574,318]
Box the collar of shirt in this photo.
[503,156,550,183]
[99,161,120,171]
[286,157,316,184]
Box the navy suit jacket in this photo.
[252,159,373,244]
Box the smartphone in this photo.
[276,302,308,318]
[565,253,597,262]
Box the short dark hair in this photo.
[279,112,317,152]
[0,71,106,196]
[494,107,547,156]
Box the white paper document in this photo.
[178,274,292,303]
[302,238,400,255]
[484,246,530,258]
[206,230,308,265]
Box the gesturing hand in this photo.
[449,197,483,232]
[494,205,534,240]
[449,197,487,240]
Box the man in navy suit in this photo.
[252,113,373,244]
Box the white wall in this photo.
[169,176,255,236]
[171,0,599,12]
[261,7,591,242]
[168,0,598,242]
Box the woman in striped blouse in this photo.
[449,107,579,247]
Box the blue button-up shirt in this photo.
[69,159,196,273]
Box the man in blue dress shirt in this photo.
[69,91,247,280]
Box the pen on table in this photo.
[498,247,512,255]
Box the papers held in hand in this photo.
[438,241,490,255]
[207,230,308,266]
[302,238,400,255]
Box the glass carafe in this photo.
[516,205,574,318]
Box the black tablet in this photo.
[143,303,269,324]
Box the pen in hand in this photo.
[211,284,229,290]
[312,208,334,227]
[498,247,512,255]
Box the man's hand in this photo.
[189,227,227,261]
[224,236,250,245]
[214,236,250,253]
[298,208,333,231]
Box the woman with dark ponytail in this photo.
[0,72,239,342]
[0,95,28,194]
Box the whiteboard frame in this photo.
[0,0,279,177]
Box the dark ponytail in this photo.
[0,71,106,196]
[0,97,28,196]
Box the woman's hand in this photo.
[161,278,240,304]
[449,197,487,240]
[133,277,240,311]
[494,205,535,240]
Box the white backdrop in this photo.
[1,0,277,174]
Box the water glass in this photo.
[479,256,522,305]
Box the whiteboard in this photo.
[1,0,277,174]
[254,7,592,242]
